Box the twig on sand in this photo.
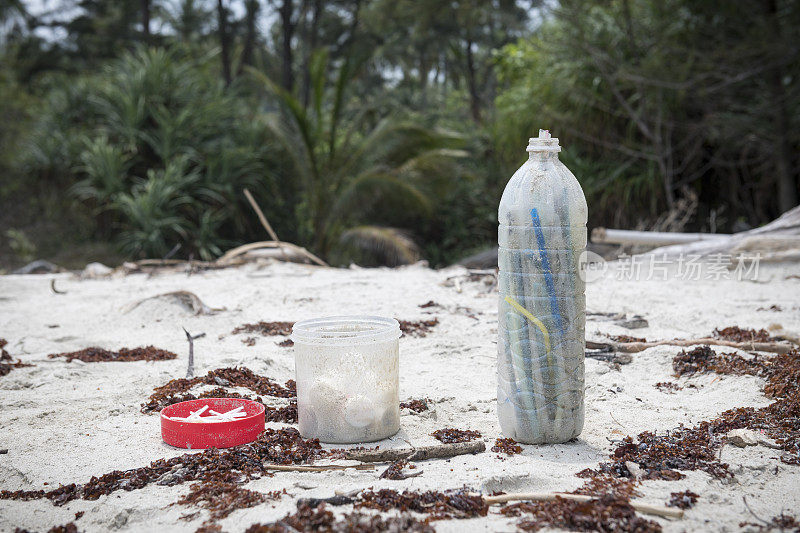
[742,496,769,525]
[345,440,485,463]
[183,328,206,378]
[50,279,66,295]
[587,338,794,355]
[482,492,684,520]
[263,464,375,472]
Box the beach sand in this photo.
[1,259,799,532]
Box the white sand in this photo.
[1,260,799,532]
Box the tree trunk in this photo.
[237,0,260,77]
[301,0,322,108]
[764,0,797,213]
[465,36,481,123]
[279,0,295,92]
[217,0,232,86]
[141,0,151,42]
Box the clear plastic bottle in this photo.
[497,130,587,444]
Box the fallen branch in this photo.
[591,228,729,246]
[183,328,206,378]
[482,492,683,520]
[216,241,328,267]
[263,464,375,472]
[586,338,794,355]
[345,440,485,463]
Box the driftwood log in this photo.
[591,228,729,246]
[263,464,375,472]
[345,440,485,463]
[587,338,794,355]
[482,492,683,520]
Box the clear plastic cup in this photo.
[291,316,401,443]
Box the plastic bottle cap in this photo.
[527,129,561,153]
[160,398,265,449]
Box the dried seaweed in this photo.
[355,488,488,521]
[0,338,32,376]
[499,495,662,533]
[397,318,439,337]
[245,501,434,532]
[673,345,768,377]
[654,381,682,393]
[419,300,440,308]
[178,480,281,520]
[48,346,176,363]
[141,367,295,412]
[608,334,647,343]
[667,490,698,509]
[400,398,429,412]
[740,513,800,532]
[0,428,325,507]
[379,460,420,480]
[573,472,639,500]
[589,348,800,481]
[48,524,79,533]
[492,437,522,456]
[232,322,294,337]
[431,428,481,444]
[265,402,297,423]
[713,326,775,343]
[276,339,293,347]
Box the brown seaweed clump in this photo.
[245,501,434,532]
[400,398,429,412]
[141,367,295,412]
[492,437,523,456]
[178,481,282,521]
[740,512,800,532]
[265,402,298,424]
[397,318,439,337]
[673,345,768,377]
[232,321,294,337]
[0,338,32,376]
[0,428,325,507]
[667,490,699,509]
[431,428,482,444]
[355,488,488,521]
[500,495,662,533]
[573,472,639,500]
[608,334,647,343]
[713,326,775,343]
[588,348,800,482]
[48,346,177,363]
[654,381,682,393]
[379,460,420,480]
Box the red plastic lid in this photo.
[160,398,265,449]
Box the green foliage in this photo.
[494,0,800,228]
[24,46,276,259]
[250,49,467,265]
[2,0,797,268]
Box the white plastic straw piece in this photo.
[187,405,209,419]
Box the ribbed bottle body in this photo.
[497,149,587,444]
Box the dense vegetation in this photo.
[1,0,798,268]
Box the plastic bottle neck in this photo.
[526,130,561,161]
[528,150,559,162]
